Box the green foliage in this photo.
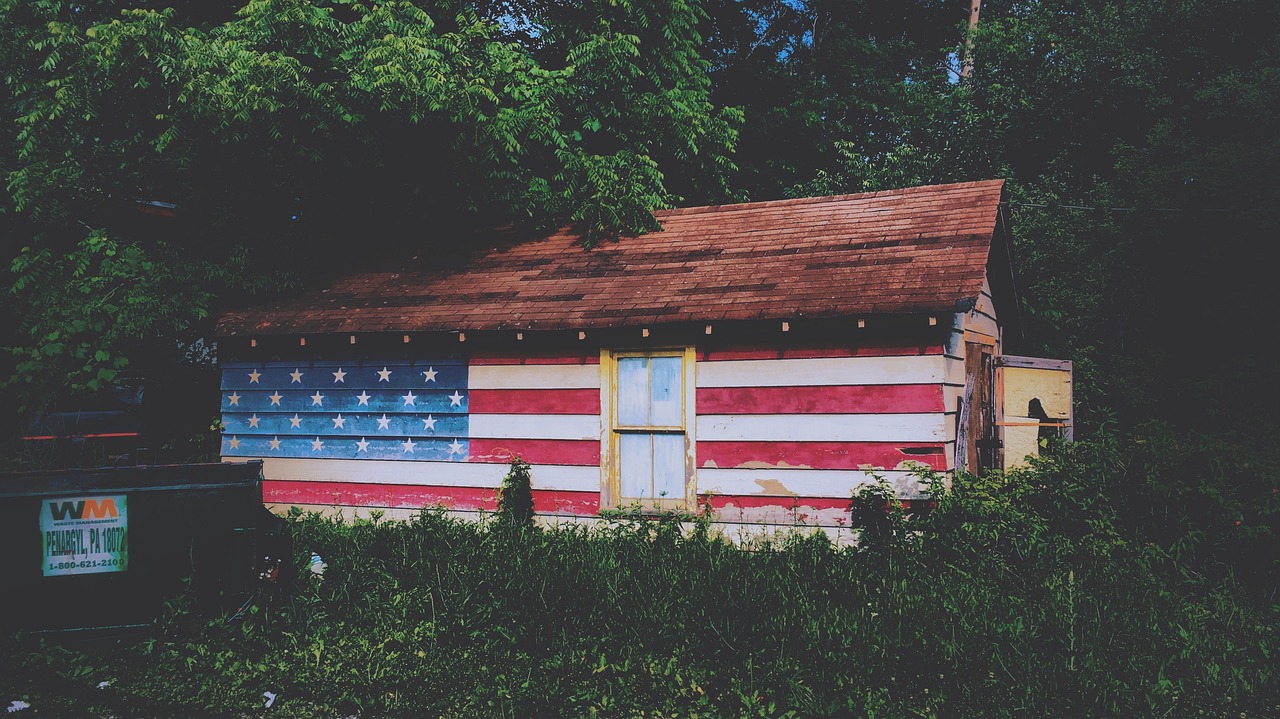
[496,456,534,530]
[3,438,1278,717]
[3,232,267,415]
[0,0,741,416]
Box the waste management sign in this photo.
[40,495,129,576]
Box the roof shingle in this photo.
[215,180,1005,336]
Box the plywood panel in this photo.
[1002,366,1071,419]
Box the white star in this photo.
[422,367,438,382]
[332,414,346,429]
[447,439,464,455]
[376,414,391,430]
[448,391,464,407]
[401,438,416,453]
[403,391,417,406]
[227,392,241,406]
[247,370,261,384]
[422,415,437,432]
[376,367,392,382]
[289,414,302,428]
[268,437,281,451]
[356,438,370,453]
[332,368,347,383]
[228,436,240,449]
[269,392,283,406]
[311,391,324,406]
[290,369,304,383]
[356,390,371,406]
[311,437,324,451]
[248,414,260,428]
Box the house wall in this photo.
[221,340,962,536]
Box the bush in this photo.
[2,435,1278,717]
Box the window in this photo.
[601,349,695,510]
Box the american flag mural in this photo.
[220,344,960,533]
[220,355,605,517]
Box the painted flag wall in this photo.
[220,345,961,530]
[220,355,605,517]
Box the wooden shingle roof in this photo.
[215,180,1005,336]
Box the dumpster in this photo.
[0,461,288,634]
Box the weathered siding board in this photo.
[469,414,600,441]
[469,363,599,389]
[697,441,947,471]
[469,388,600,415]
[697,414,947,443]
[697,345,942,361]
[698,467,929,498]
[468,438,599,466]
[246,456,600,492]
[264,480,599,516]
[696,384,943,415]
[696,355,949,387]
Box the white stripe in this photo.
[697,467,930,498]
[697,413,946,443]
[468,364,599,390]
[469,413,600,441]
[944,356,965,386]
[696,355,947,388]
[230,457,599,492]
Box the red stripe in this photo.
[467,438,600,466]
[703,495,933,511]
[470,354,600,365]
[22,432,140,441]
[705,495,851,510]
[697,384,942,415]
[469,388,600,415]
[698,441,948,470]
[699,344,942,361]
[264,480,600,514]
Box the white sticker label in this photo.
[40,495,129,576]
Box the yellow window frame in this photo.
[599,347,697,511]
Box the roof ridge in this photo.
[655,179,1005,218]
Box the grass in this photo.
[3,434,1279,717]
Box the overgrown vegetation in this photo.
[3,439,1277,718]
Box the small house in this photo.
[214,180,1071,537]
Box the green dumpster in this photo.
[0,461,286,633]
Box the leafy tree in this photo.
[0,0,740,421]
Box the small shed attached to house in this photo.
[213,180,1071,537]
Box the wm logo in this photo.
[48,498,119,520]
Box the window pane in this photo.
[652,433,685,503]
[619,433,652,500]
[617,357,649,426]
[649,356,682,426]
